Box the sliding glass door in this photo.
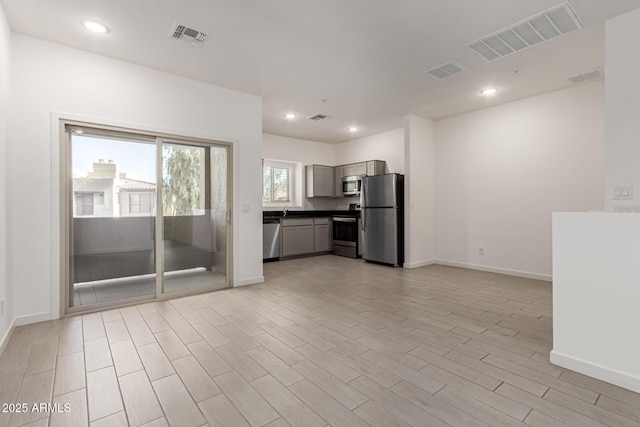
[161,141,228,294]
[64,123,231,313]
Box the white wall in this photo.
[0,3,12,346]
[262,133,337,210]
[436,82,605,281]
[552,212,640,393]
[404,115,436,268]
[605,8,640,211]
[9,34,263,323]
[335,128,405,174]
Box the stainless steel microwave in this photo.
[342,175,363,196]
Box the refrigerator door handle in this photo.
[360,183,366,231]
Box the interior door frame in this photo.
[59,119,234,316]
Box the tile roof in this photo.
[120,178,156,190]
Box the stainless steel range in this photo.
[332,205,361,258]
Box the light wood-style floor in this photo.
[2,255,640,427]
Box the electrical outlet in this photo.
[478,247,485,256]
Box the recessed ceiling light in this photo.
[283,113,297,119]
[348,126,359,133]
[481,88,498,96]
[82,20,109,33]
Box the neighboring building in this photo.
[119,177,156,217]
[72,159,156,218]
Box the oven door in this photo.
[332,217,358,258]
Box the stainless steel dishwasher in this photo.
[263,217,281,261]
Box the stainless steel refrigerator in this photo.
[361,173,404,267]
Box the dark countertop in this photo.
[263,210,360,219]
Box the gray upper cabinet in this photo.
[308,161,386,198]
[306,164,334,198]
[366,160,386,176]
[341,160,386,178]
[334,165,344,198]
[343,162,367,176]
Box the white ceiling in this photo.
[2,0,639,143]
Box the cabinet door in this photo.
[306,165,334,198]
[314,165,334,197]
[344,162,368,177]
[299,226,314,254]
[343,164,357,176]
[334,166,343,197]
[367,160,378,176]
[314,224,330,252]
[367,160,386,176]
[354,162,367,175]
[282,227,300,256]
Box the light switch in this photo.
[613,185,633,200]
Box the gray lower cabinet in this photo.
[282,227,301,257]
[282,217,331,257]
[282,218,314,257]
[299,226,314,254]
[314,218,331,252]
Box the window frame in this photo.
[262,159,300,208]
[128,192,153,214]
[75,192,95,216]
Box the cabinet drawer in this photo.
[314,217,330,225]
[283,218,314,227]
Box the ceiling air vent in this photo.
[307,113,330,121]
[567,68,602,84]
[464,1,583,62]
[169,23,208,47]
[425,60,466,80]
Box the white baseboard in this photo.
[435,259,552,282]
[234,276,264,287]
[15,312,52,326]
[0,318,16,357]
[404,259,436,269]
[550,350,640,394]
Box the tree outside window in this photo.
[162,144,204,216]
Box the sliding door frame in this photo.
[59,119,233,316]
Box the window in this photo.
[263,160,295,204]
[76,193,94,216]
[129,193,153,214]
